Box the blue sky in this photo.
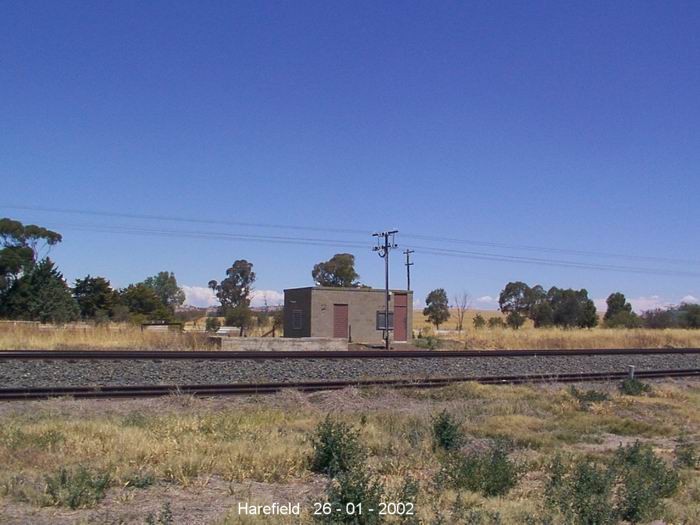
[2,1,699,311]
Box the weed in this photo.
[546,442,680,524]
[613,441,679,523]
[619,378,651,396]
[145,501,174,525]
[124,471,155,489]
[438,443,519,497]
[316,467,384,524]
[44,466,111,509]
[310,415,366,478]
[431,410,463,451]
[545,456,616,525]
[674,438,698,469]
[568,386,609,410]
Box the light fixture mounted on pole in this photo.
[373,229,398,350]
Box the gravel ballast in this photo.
[1,353,699,388]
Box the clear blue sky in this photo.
[2,1,699,311]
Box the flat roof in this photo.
[284,286,412,294]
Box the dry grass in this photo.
[0,322,214,351]
[0,380,698,524]
[3,318,700,352]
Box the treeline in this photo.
[496,281,699,330]
[420,280,700,331]
[0,218,185,324]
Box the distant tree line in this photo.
[0,218,185,324]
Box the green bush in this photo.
[310,415,366,478]
[205,316,221,332]
[613,441,679,523]
[414,335,440,349]
[431,410,463,451]
[316,467,384,524]
[568,386,609,410]
[472,313,486,329]
[545,456,616,525]
[439,443,519,497]
[619,378,651,396]
[44,466,110,509]
[674,439,698,468]
[545,442,680,525]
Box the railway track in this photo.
[1,368,698,401]
[2,347,700,360]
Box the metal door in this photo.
[333,304,349,339]
[394,293,408,341]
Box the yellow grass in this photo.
[0,322,214,351]
[2,316,700,351]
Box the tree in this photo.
[312,253,359,287]
[209,260,255,310]
[498,281,532,315]
[1,258,79,323]
[473,313,486,329]
[530,301,554,328]
[119,283,170,321]
[488,317,506,329]
[453,292,471,332]
[209,260,256,335]
[506,311,526,329]
[679,303,700,329]
[423,288,450,330]
[604,292,633,321]
[1,218,62,293]
[143,271,185,312]
[225,303,253,334]
[73,275,115,320]
[548,287,598,328]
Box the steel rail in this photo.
[1,368,698,401]
[1,348,700,360]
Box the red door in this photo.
[333,304,349,338]
[394,294,408,342]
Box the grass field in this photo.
[0,379,698,524]
[2,317,700,351]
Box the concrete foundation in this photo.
[212,336,348,352]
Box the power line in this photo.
[4,203,699,266]
[408,245,700,278]
[4,206,699,278]
[0,204,371,236]
[403,233,700,266]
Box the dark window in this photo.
[292,309,303,330]
[376,311,394,330]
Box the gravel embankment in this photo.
[1,353,699,388]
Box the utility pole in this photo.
[373,230,398,349]
[403,249,414,291]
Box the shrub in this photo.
[546,443,680,525]
[44,466,111,509]
[619,378,651,396]
[439,443,519,497]
[487,317,506,329]
[545,456,616,525]
[431,410,463,451]
[472,313,486,329]
[674,439,698,469]
[310,415,365,478]
[124,471,155,489]
[316,467,384,524]
[506,311,525,329]
[568,386,609,410]
[205,317,221,333]
[613,441,679,523]
[414,335,440,350]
